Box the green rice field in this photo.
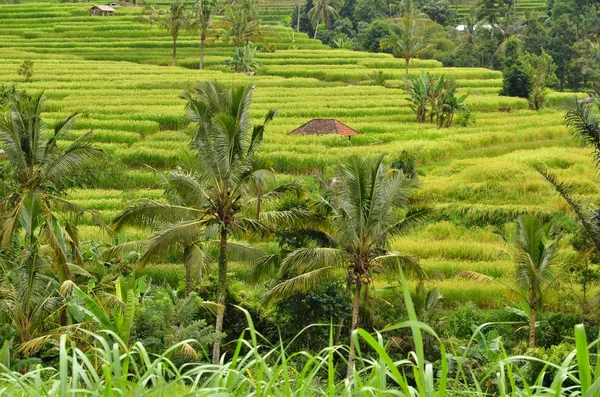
[0,1,593,309]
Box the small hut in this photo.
[89,5,116,16]
[288,119,359,141]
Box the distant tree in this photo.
[477,0,515,66]
[580,39,600,95]
[308,0,342,39]
[547,14,577,91]
[522,15,548,56]
[142,2,191,67]
[222,0,261,46]
[358,19,394,52]
[381,17,428,79]
[17,59,33,83]
[292,0,315,37]
[522,50,557,110]
[191,0,217,70]
[353,0,385,24]
[418,0,455,25]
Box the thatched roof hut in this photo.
[288,119,359,140]
[89,5,116,16]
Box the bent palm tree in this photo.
[113,81,307,364]
[0,92,103,282]
[308,0,341,39]
[261,155,429,377]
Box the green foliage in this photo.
[222,0,261,46]
[405,71,470,127]
[358,19,395,53]
[225,45,264,73]
[391,149,419,179]
[16,60,33,83]
[363,70,386,86]
[132,287,216,362]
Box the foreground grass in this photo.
[1,277,598,396]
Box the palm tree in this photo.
[308,0,341,39]
[0,193,63,346]
[113,81,296,365]
[260,155,429,377]
[0,92,103,282]
[222,0,262,47]
[143,1,191,67]
[501,216,559,347]
[380,18,428,79]
[191,0,217,70]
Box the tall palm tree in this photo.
[501,216,559,347]
[308,0,342,39]
[380,18,428,79]
[143,1,191,67]
[113,81,307,365]
[0,92,103,282]
[260,155,429,377]
[191,0,217,70]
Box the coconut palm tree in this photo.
[380,18,428,79]
[191,0,217,70]
[143,1,191,67]
[0,92,103,282]
[113,81,312,364]
[308,0,342,39]
[502,216,559,347]
[260,154,429,377]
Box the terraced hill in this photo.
[0,1,591,309]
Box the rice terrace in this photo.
[0,0,599,394]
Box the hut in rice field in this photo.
[89,5,116,16]
[288,119,359,141]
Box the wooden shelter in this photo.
[89,5,116,16]
[288,119,359,141]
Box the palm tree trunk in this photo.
[256,186,262,219]
[199,40,206,70]
[313,24,319,39]
[346,279,361,379]
[405,57,410,80]
[212,225,228,364]
[529,305,537,347]
[172,36,177,67]
[334,275,352,346]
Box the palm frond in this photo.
[112,201,203,231]
[535,167,600,251]
[278,247,345,277]
[138,220,207,266]
[374,252,426,280]
[458,270,494,282]
[248,253,281,282]
[386,206,433,237]
[45,132,103,184]
[262,267,333,306]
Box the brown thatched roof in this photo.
[288,119,359,137]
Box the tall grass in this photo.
[1,272,599,396]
